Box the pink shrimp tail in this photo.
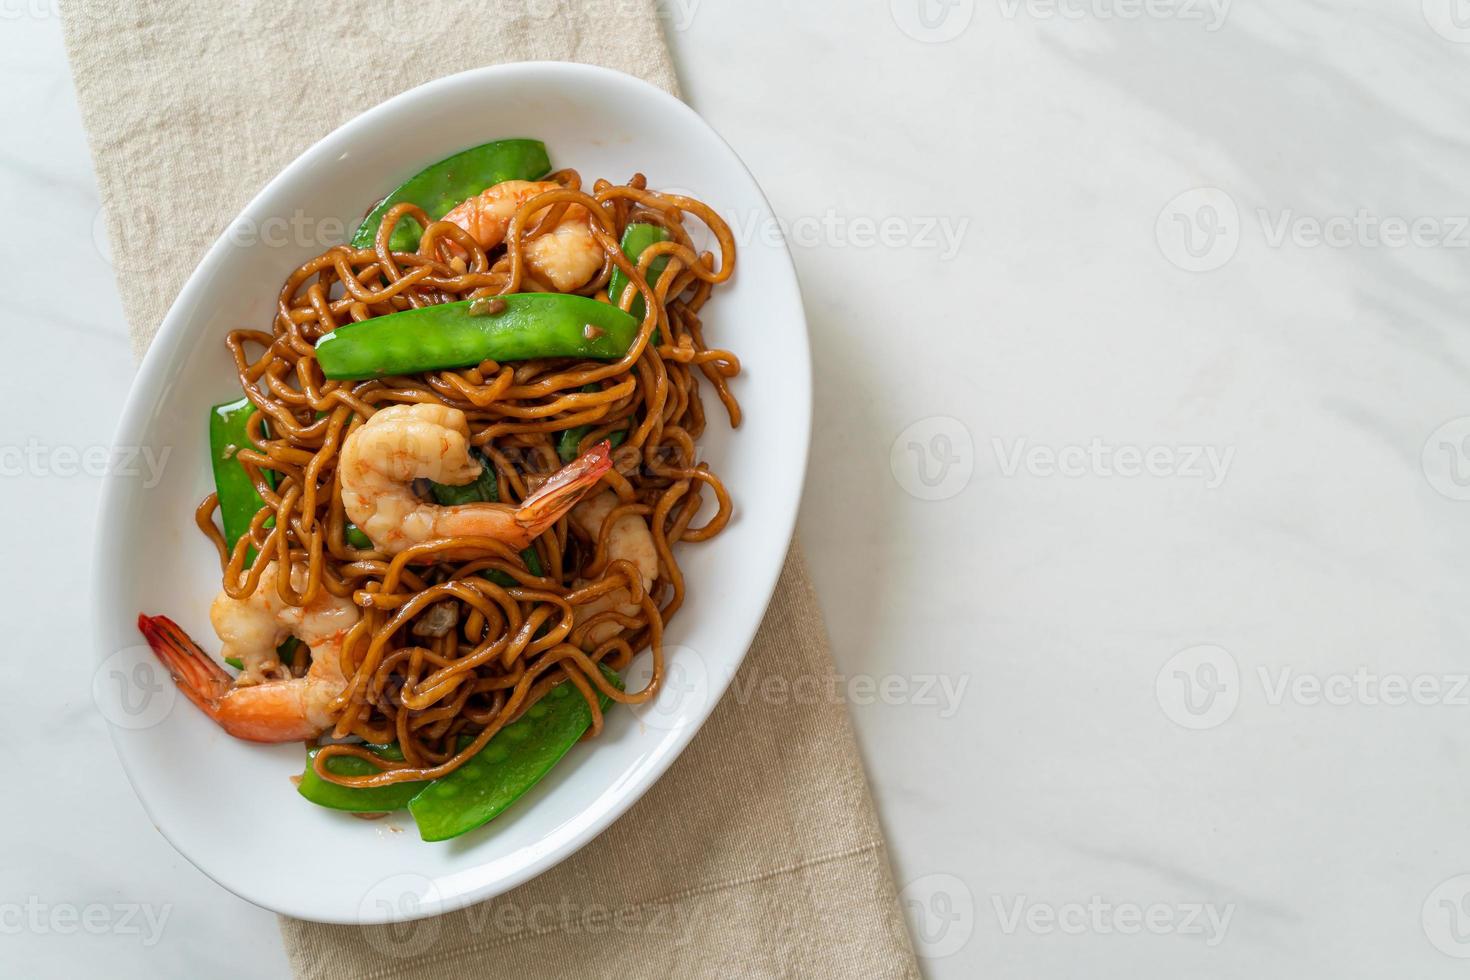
[137,614,233,722]
[137,614,323,743]
[516,440,613,537]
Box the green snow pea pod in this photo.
[297,743,429,813]
[427,448,543,583]
[407,668,622,842]
[313,294,639,381]
[606,222,671,327]
[351,139,551,253]
[209,397,272,555]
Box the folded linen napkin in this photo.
[61,2,920,975]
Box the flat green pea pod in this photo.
[345,524,373,549]
[427,448,544,583]
[209,397,272,554]
[428,449,501,508]
[314,294,639,381]
[557,418,627,464]
[211,397,299,673]
[607,222,672,327]
[408,669,621,842]
[555,383,627,463]
[297,743,429,813]
[224,636,296,673]
[351,139,551,253]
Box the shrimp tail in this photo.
[137,613,233,722]
[138,613,331,744]
[515,440,614,537]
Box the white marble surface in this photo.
[5,1,1470,976]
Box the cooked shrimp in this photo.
[441,179,603,291]
[520,217,604,292]
[571,492,659,646]
[339,403,611,556]
[210,562,357,684]
[138,563,361,743]
[440,180,552,249]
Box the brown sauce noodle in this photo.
[204,172,740,787]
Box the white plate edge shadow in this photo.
[91,62,811,924]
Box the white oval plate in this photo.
[92,62,809,924]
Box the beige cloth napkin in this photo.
[62,2,920,976]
